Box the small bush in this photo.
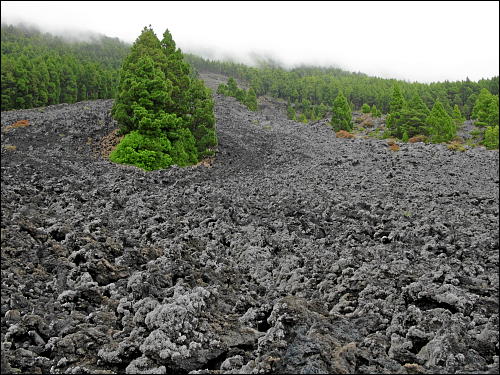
[336,130,356,139]
[109,131,173,171]
[361,103,371,113]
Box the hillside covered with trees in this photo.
[1,23,129,110]
[1,23,498,150]
[185,54,498,121]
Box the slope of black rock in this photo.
[1,90,499,374]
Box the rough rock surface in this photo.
[1,79,499,374]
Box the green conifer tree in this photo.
[386,85,406,135]
[371,104,381,117]
[245,88,258,111]
[486,95,499,127]
[472,88,495,126]
[396,94,429,138]
[361,103,371,113]
[330,92,353,132]
[110,26,217,169]
[426,100,456,143]
[483,124,499,149]
[160,29,217,158]
[226,78,238,97]
[452,104,465,126]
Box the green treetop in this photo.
[386,85,407,135]
[426,100,456,143]
[330,91,352,132]
[371,104,381,117]
[483,124,499,150]
[486,95,499,127]
[226,78,239,97]
[361,103,371,113]
[472,88,496,126]
[394,94,429,138]
[389,85,406,113]
[452,104,465,125]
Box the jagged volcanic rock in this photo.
[1,86,499,374]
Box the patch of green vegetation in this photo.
[110,26,216,170]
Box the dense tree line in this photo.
[186,54,498,147]
[1,24,497,149]
[1,23,130,111]
[185,53,498,121]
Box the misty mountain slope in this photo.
[1,90,499,374]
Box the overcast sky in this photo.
[2,1,499,83]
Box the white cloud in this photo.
[1,1,498,82]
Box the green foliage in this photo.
[216,84,228,95]
[392,94,429,138]
[472,89,494,122]
[226,77,238,96]
[111,26,216,170]
[287,103,296,120]
[112,54,172,134]
[168,127,199,166]
[1,23,128,110]
[386,85,407,135]
[109,131,173,171]
[317,103,329,118]
[361,103,371,113]
[402,130,409,143]
[330,92,352,132]
[371,104,381,117]
[184,78,217,157]
[483,124,499,149]
[218,77,258,112]
[486,95,499,127]
[244,88,258,111]
[426,100,456,143]
[452,104,465,125]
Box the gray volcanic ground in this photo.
[1,75,499,374]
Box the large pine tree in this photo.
[110,26,216,170]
